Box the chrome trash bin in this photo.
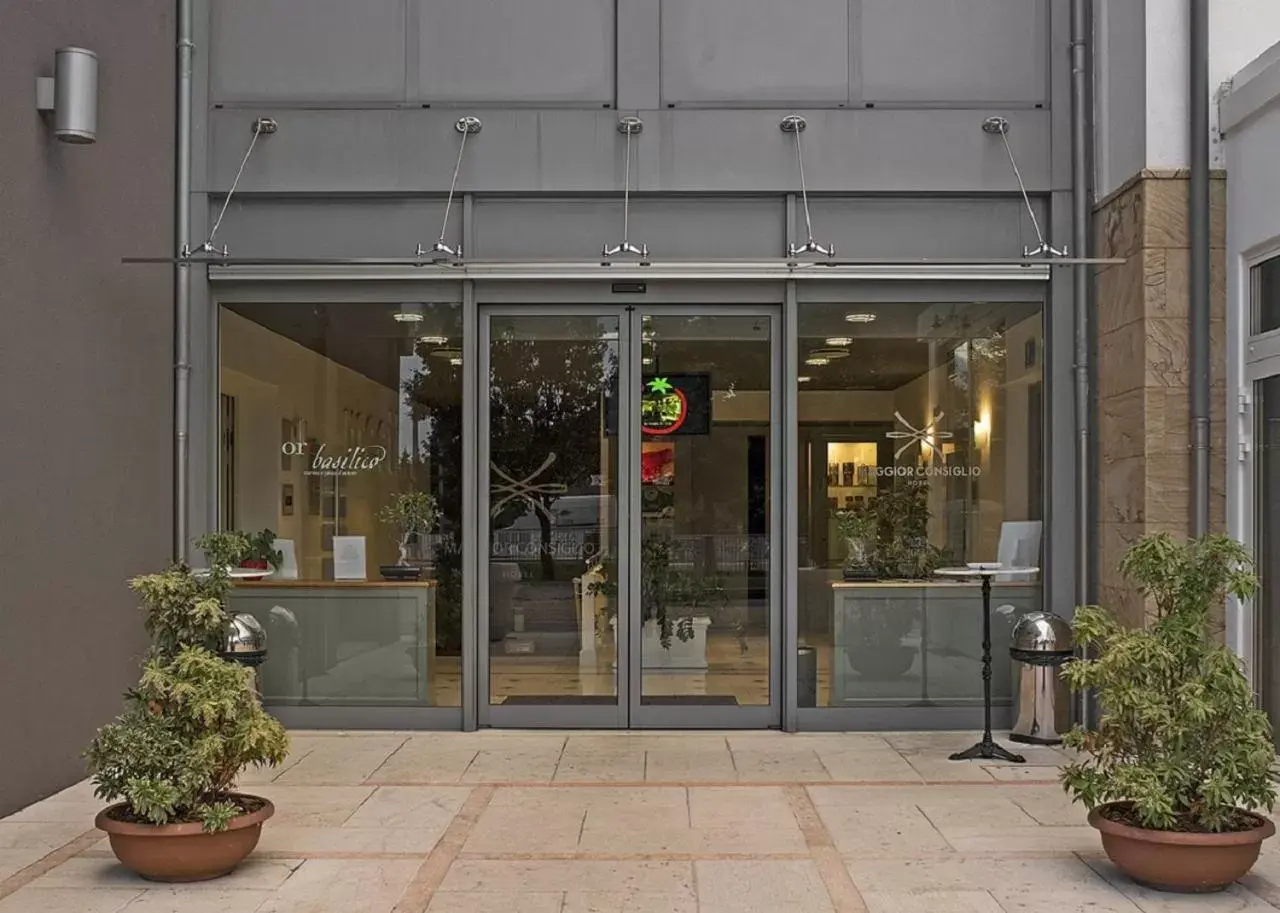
[220,612,268,694]
[1009,611,1074,745]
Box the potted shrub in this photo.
[589,533,738,669]
[194,529,281,580]
[378,491,440,580]
[85,544,289,882]
[832,501,877,581]
[240,528,283,578]
[1062,533,1276,893]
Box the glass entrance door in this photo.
[479,306,779,728]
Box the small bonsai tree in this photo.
[378,491,440,566]
[84,547,289,831]
[1062,533,1276,833]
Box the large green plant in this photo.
[1061,533,1276,833]
[85,549,289,832]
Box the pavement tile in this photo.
[341,786,471,829]
[120,889,276,912]
[817,803,953,856]
[554,751,647,782]
[1084,858,1279,911]
[0,822,85,851]
[367,747,480,783]
[935,825,1102,854]
[694,860,833,913]
[427,892,565,912]
[0,846,53,880]
[861,889,1005,913]
[812,748,923,782]
[643,749,737,782]
[254,825,447,855]
[0,887,143,913]
[30,855,302,890]
[460,750,564,783]
[730,749,831,782]
[245,786,375,827]
[255,859,419,913]
[439,860,695,895]
[273,736,410,785]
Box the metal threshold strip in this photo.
[122,255,1125,282]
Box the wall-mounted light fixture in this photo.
[36,47,98,144]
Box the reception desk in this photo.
[227,581,437,707]
[828,580,1041,707]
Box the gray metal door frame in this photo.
[477,301,783,729]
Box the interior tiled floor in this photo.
[3,731,1279,912]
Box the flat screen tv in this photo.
[604,373,711,436]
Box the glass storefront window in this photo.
[1255,257,1280,335]
[795,299,1045,709]
[218,301,463,708]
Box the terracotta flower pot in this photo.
[95,795,274,883]
[1089,803,1275,893]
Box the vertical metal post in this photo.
[1189,0,1212,538]
[462,281,478,730]
[1070,0,1094,727]
[174,0,194,560]
[782,281,799,731]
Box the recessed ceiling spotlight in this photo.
[808,348,850,361]
[418,334,448,345]
[805,356,830,366]
[448,356,463,366]
[844,313,877,324]
[393,309,425,323]
[798,376,812,383]
[824,336,854,347]
[642,356,654,366]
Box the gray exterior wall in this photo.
[0,4,173,815]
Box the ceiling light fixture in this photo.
[808,348,850,361]
[798,376,812,383]
[844,313,877,324]
[824,336,854,347]
[393,307,424,323]
[431,347,462,361]
[418,334,448,345]
[805,356,830,366]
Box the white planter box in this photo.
[610,616,710,671]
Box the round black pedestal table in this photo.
[934,565,1040,764]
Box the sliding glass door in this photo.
[478,305,779,728]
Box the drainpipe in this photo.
[174,0,193,560]
[1070,0,1093,728]
[1189,0,1211,538]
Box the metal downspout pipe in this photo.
[174,0,193,560]
[1189,0,1211,538]
[1070,0,1093,729]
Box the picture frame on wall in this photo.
[281,483,294,516]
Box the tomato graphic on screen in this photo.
[641,377,687,435]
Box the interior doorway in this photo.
[478,305,781,728]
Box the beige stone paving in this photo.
[0,730,1275,912]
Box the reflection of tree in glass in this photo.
[401,350,463,652]
[487,327,616,579]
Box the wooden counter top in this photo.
[232,579,438,589]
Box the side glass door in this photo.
[627,307,780,728]
[480,310,630,727]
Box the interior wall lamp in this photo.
[36,47,98,144]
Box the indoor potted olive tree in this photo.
[1062,533,1276,893]
[85,537,289,882]
[378,490,439,580]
